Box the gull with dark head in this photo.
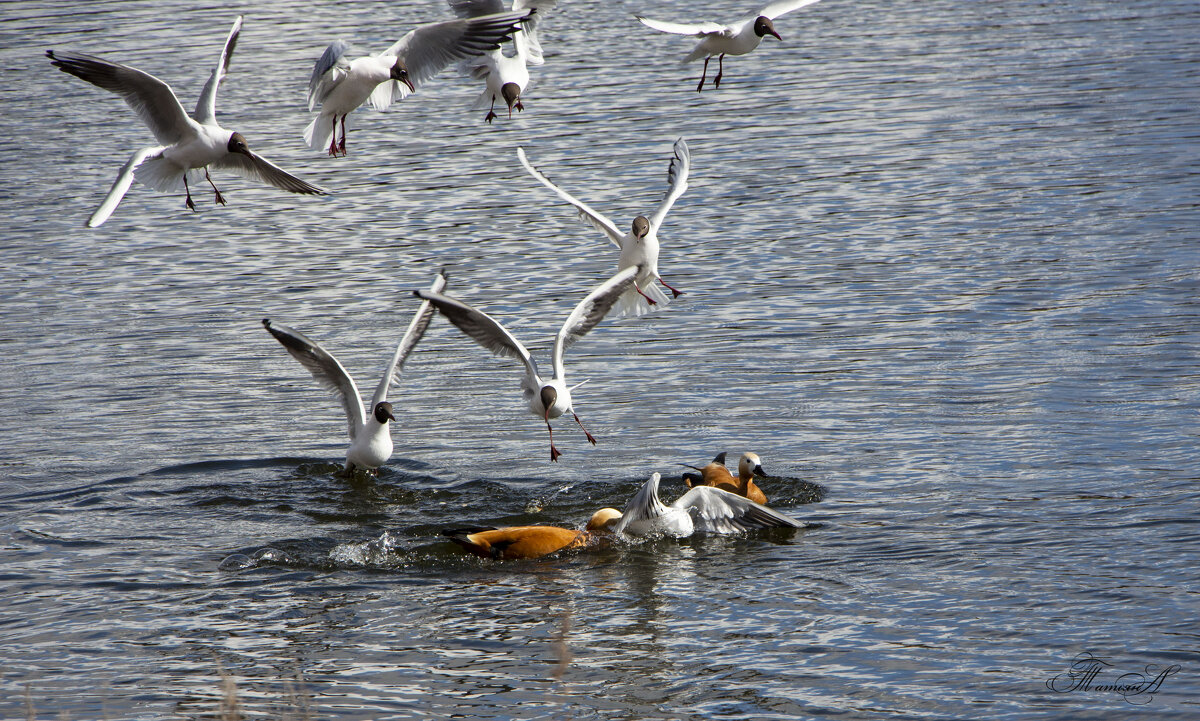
[416,266,638,462]
[448,0,557,123]
[612,472,804,538]
[517,138,690,318]
[262,271,446,474]
[47,16,326,228]
[306,9,529,155]
[636,0,824,92]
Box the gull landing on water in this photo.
[448,0,558,123]
[47,17,326,228]
[306,9,529,155]
[516,138,690,318]
[636,0,824,92]
[262,272,446,474]
[612,472,805,538]
[416,266,639,462]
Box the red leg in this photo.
[205,169,226,205]
[634,282,658,306]
[714,54,725,88]
[573,413,597,445]
[547,421,561,462]
[658,276,683,299]
[337,116,347,156]
[184,175,196,211]
[697,56,710,93]
[327,120,339,157]
[485,95,498,124]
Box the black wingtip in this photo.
[262,318,272,328]
[712,451,727,465]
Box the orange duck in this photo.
[683,451,770,505]
[444,508,622,560]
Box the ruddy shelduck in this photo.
[444,508,622,560]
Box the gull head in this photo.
[390,59,415,92]
[226,132,251,156]
[539,385,559,418]
[632,216,650,239]
[754,16,782,41]
[373,401,396,424]
[501,82,521,116]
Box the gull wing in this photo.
[756,0,824,21]
[194,15,242,125]
[307,39,352,110]
[263,319,367,441]
[676,486,805,534]
[551,266,638,379]
[612,473,673,536]
[370,270,448,407]
[516,147,624,248]
[212,149,328,195]
[47,50,195,146]
[648,137,690,232]
[382,11,528,101]
[635,16,730,37]
[415,289,541,390]
[86,145,165,228]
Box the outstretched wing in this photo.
[415,288,541,391]
[307,39,352,110]
[612,473,672,536]
[648,137,690,232]
[212,149,328,195]
[677,486,805,534]
[635,16,729,37]
[756,0,824,21]
[47,50,194,146]
[383,11,528,100]
[551,266,638,379]
[86,145,165,228]
[370,270,448,407]
[516,147,624,248]
[262,319,366,441]
[194,15,242,125]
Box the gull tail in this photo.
[303,113,335,152]
[614,283,670,319]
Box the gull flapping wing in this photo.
[613,473,675,537]
[86,145,166,228]
[383,10,530,100]
[677,486,805,534]
[756,0,824,21]
[516,147,624,248]
[551,266,639,379]
[213,150,328,195]
[193,15,242,126]
[649,137,690,232]
[307,39,352,110]
[370,271,448,407]
[634,16,730,37]
[415,288,541,391]
[46,50,195,146]
[263,319,367,441]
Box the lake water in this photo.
[1,0,1197,718]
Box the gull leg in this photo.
[697,56,710,93]
[713,54,725,88]
[573,413,597,445]
[658,276,683,299]
[547,421,562,462]
[337,116,348,156]
[485,95,498,124]
[204,168,226,205]
[184,175,196,211]
[328,119,340,157]
[634,282,658,306]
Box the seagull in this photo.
[448,0,557,123]
[416,266,638,462]
[636,0,824,92]
[262,271,446,474]
[306,10,529,155]
[443,508,621,560]
[612,472,804,538]
[516,138,690,318]
[47,17,327,228]
[683,451,770,504]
